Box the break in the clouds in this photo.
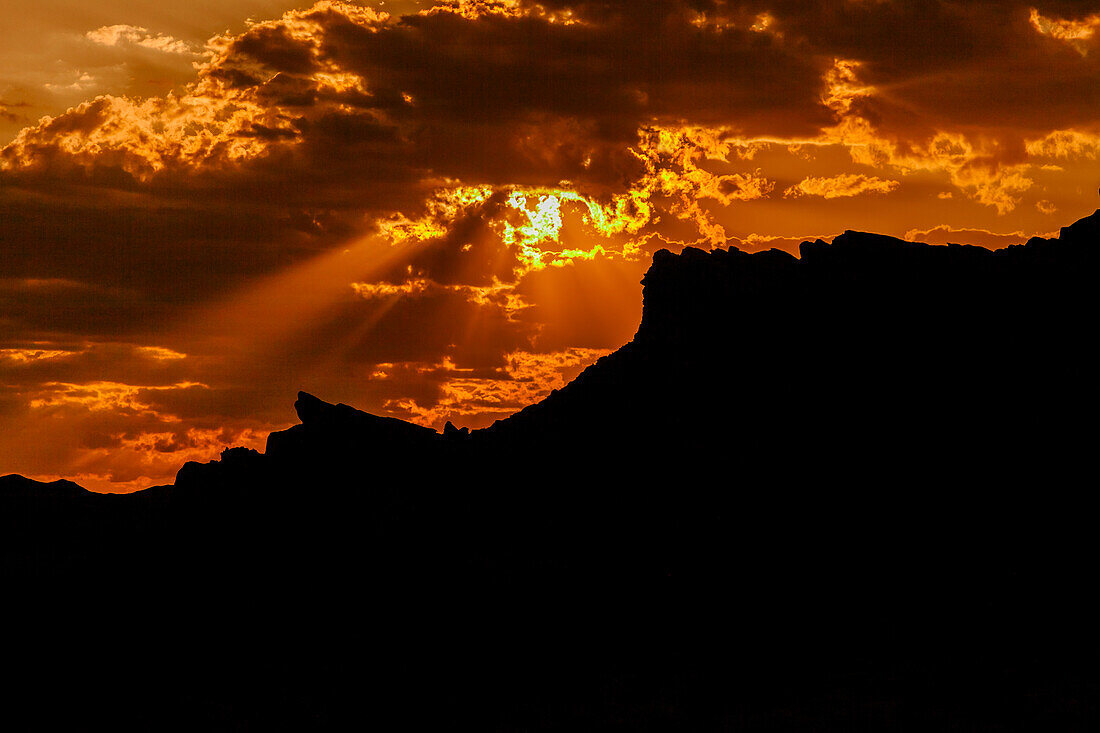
[3,0,1100,489]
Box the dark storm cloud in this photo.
[325,2,827,132]
[0,0,829,201]
[2,0,1097,346]
[5,0,1095,231]
[696,0,1100,138]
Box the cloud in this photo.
[27,381,207,412]
[377,347,611,428]
[904,225,1042,249]
[1029,7,1100,54]
[0,376,258,491]
[8,1,1093,217]
[0,98,30,123]
[1,1,826,198]
[784,173,899,199]
[1026,129,1100,158]
[85,25,199,56]
[0,348,74,365]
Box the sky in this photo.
[2,0,1100,491]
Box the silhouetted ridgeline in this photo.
[4,213,1100,731]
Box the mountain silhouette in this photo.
[4,212,1100,731]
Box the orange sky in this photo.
[3,0,1100,491]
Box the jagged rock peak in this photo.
[444,421,470,439]
[294,391,330,424]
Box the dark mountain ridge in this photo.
[3,212,1100,731]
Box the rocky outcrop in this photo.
[483,210,1098,459]
[287,390,438,444]
[4,211,1100,732]
[262,391,440,468]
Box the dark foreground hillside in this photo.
[4,212,1100,731]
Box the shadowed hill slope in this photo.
[3,212,1100,731]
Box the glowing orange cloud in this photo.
[1030,7,1100,53]
[28,381,206,413]
[784,174,899,200]
[380,348,611,427]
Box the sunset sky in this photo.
[3,0,1100,491]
